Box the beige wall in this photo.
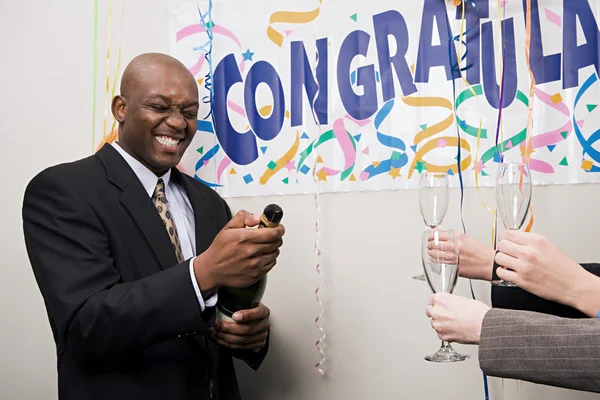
[2,0,599,399]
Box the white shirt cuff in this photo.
[189,258,218,312]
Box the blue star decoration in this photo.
[242,49,254,61]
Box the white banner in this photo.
[169,0,600,197]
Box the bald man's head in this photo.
[119,53,196,97]
[111,53,199,176]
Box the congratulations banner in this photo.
[169,0,600,197]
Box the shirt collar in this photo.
[111,141,171,198]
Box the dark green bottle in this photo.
[216,204,283,320]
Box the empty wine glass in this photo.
[494,162,532,287]
[422,229,469,362]
[414,172,449,281]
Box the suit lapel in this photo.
[120,187,178,269]
[96,144,178,270]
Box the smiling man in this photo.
[22,53,284,400]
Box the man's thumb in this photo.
[224,210,258,229]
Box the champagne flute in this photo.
[414,172,449,281]
[422,229,469,362]
[494,162,532,287]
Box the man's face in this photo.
[116,64,199,176]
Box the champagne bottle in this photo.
[216,204,284,321]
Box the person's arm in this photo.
[479,308,600,393]
[491,286,588,318]
[494,231,600,318]
[22,170,212,363]
[427,294,600,393]
[492,263,600,318]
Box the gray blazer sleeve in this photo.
[479,308,600,393]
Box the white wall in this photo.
[2,0,599,399]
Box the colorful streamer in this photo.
[216,157,232,184]
[310,40,326,376]
[450,2,487,397]
[524,0,535,165]
[573,74,600,172]
[361,99,408,179]
[259,132,300,184]
[402,95,471,178]
[267,0,323,47]
[102,0,114,142]
[296,128,358,182]
[95,1,126,152]
[92,0,99,153]
[194,144,222,187]
[176,24,246,76]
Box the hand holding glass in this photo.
[494,162,532,286]
[422,229,469,362]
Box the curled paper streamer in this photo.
[194,144,223,188]
[267,0,323,47]
[92,0,99,152]
[524,0,535,165]
[313,176,325,376]
[216,157,231,184]
[102,0,114,143]
[310,41,327,376]
[450,2,488,397]
[259,132,300,184]
[361,99,408,180]
[450,0,482,236]
[574,74,600,172]
[175,1,223,186]
[296,126,358,182]
[176,24,246,76]
[96,1,126,152]
[527,88,572,173]
[402,96,471,178]
[520,0,536,236]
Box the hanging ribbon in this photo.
[447,2,489,399]
[310,39,326,376]
[92,0,99,153]
[174,2,221,185]
[96,1,125,152]
[451,0,483,236]
[522,0,535,236]
[102,0,114,143]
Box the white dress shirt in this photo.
[112,142,217,311]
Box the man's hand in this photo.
[426,293,490,345]
[214,303,270,351]
[495,231,600,316]
[429,232,495,281]
[194,211,285,291]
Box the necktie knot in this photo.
[153,179,167,203]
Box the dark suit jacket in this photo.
[492,263,600,318]
[22,144,266,400]
[480,308,600,393]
